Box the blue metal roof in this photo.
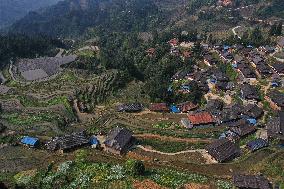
[247,138,268,152]
[21,136,39,146]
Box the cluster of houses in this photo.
[20,127,135,155]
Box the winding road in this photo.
[232,26,242,39]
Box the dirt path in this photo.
[204,92,232,105]
[134,133,213,143]
[136,145,206,155]
[232,26,242,39]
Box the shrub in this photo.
[124,159,145,176]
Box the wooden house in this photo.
[233,174,271,189]
[205,139,240,163]
[45,132,89,152]
[104,127,134,155]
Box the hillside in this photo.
[9,0,164,37]
[8,0,283,38]
[0,0,60,28]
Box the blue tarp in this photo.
[271,82,279,87]
[247,118,257,125]
[21,136,39,146]
[170,105,180,113]
[223,45,230,50]
[90,137,99,145]
[210,78,217,84]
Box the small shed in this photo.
[247,138,268,152]
[21,136,39,147]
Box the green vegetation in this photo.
[125,159,145,176]
[138,138,207,153]
[239,133,257,146]
[153,122,182,130]
[150,168,208,188]
[18,96,73,113]
[10,151,224,189]
[1,112,62,126]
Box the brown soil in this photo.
[133,179,167,189]
[182,183,213,189]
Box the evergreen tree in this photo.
[276,22,283,36]
[269,23,277,36]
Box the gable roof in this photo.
[117,103,143,112]
[206,139,240,162]
[243,104,263,119]
[206,99,224,112]
[277,37,284,47]
[187,112,214,125]
[267,91,284,108]
[247,138,268,152]
[233,174,271,189]
[229,124,257,137]
[237,61,256,78]
[177,101,198,112]
[104,127,133,152]
[266,111,284,139]
[241,84,260,101]
[149,103,170,112]
[271,62,284,74]
[46,132,89,151]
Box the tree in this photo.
[269,23,277,36]
[125,159,145,176]
[276,22,283,36]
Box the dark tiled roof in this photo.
[243,104,263,119]
[277,37,284,47]
[256,62,272,75]
[171,70,191,80]
[206,139,240,162]
[266,111,284,140]
[233,174,271,189]
[104,127,133,152]
[247,138,268,152]
[117,103,143,112]
[46,132,89,151]
[237,61,256,78]
[229,124,257,137]
[206,99,224,112]
[241,84,260,101]
[267,91,284,108]
[219,104,244,123]
[271,63,284,74]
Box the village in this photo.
[1,25,284,188]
